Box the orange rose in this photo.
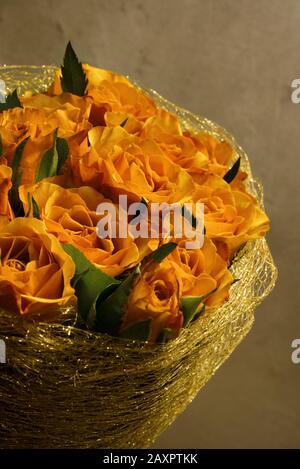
[141,110,236,183]
[186,131,234,166]
[123,238,233,342]
[191,175,270,258]
[168,238,233,308]
[0,94,91,185]
[48,64,157,126]
[70,126,196,204]
[122,259,183,342]
[0,218,75,315]
[19,181,156,277]
[88,81,157,126]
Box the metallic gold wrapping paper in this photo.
[0,66,277,448]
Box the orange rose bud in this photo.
[122,260,183,343]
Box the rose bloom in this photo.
[70,126,196,205]
[0,93,91,185]
[122,259,183,342]
[0,218,75,315]
[122,238,233,342]
[19,181,156,277]
[87,81,157,127]
[168,238,233,308]
[0,161,14,228]
[139,110,269,259]
[191,175,270,259]
[140,109,235,183]
[49,64,157,126]
[186,131,234,166]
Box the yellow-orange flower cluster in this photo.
[0,62,270,341]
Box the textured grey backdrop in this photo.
[0,0,299,448]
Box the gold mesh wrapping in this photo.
[0,66,277,449]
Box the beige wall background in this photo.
[0,0,299,448]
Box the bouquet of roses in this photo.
[0,43,277,449]
[0,43,270,344]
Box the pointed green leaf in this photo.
[157,327,175,344]
[62,243,120,326]
[32,196,40,219]
[36,132,69,182]
[181,291,213,327]
[0,89,22,112]
[223,157,241,184]
[56,137,69,173]
[10,171,23,210]
[11,137,29,183]
[192,304,205,323]
[63,243,100,277]
[148,242,177,264]
[95,266,140,335]
[182,205,197,229]
[35,131,59,182]
[9,137,29,210]
[120,117,128,128]
[120,319,152,342]
[25,193,40,219]
[61,41,88,96]
[182,205,206,234]
[25,192,32,217]
[232,278,240,284]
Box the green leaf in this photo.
[11,137,29,183]
[25,193,40,219]
[63,243,94,276]
[192,304,205,323]
[61,41,88,96]
[35,131,68,182]
[35,131,58,182]
[56,137,69,173]
[182,205,206,235]
[62,243,120,327]
[232,278,240,284]
[9,137,29,210]
[0,89,22,112]
[148,242,177,264]
[181,291,213,327]
[120,319,152,342]
[182,205,197,229]
[32,196,40,219]
[223,157,241,184]
[25,192,32,217]
[120,117,128,128]
[157,327,175,344]
[95,266,140,335]
[141,196,148,206]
